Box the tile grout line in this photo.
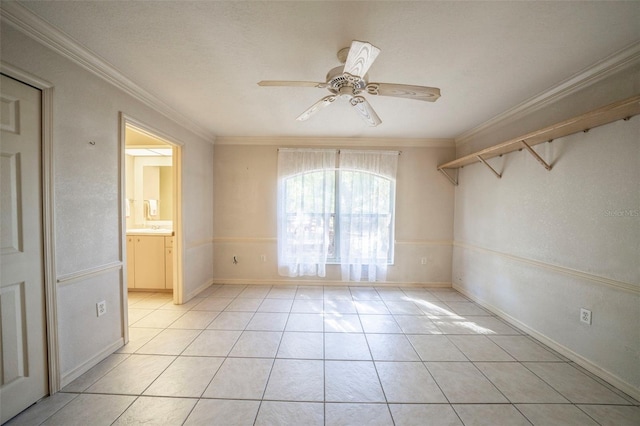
[16,284,639,425]
[129,291,226,411]
[131,285,638,426]
[394,291,465,424]
[397,287,465,425]
[139,285,239,425]
[251,284,296,425]
[322,285,327,426]
[359,286,395,425]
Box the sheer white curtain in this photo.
[339,150,398,282]
[277,149,337,277]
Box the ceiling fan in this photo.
[258,40,441,127]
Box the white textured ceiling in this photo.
[16,1,640,140]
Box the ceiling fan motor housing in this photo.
[326,66,367,95]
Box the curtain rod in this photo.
[277,148,401,155]
[337,149,401,155]
[277,148,337,153]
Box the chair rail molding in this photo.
[57,261,123,287]
[454,241,639,294]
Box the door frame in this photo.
[119,113,184,325]
[1,62,60,393]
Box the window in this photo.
[277,149,398,282]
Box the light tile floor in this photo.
[7,285,640,425]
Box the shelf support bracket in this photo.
[521,140,552,171]
[438,168,458,186]
[476,155,501,178]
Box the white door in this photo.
[0,74,48,423]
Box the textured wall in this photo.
[453,87,640,397]
[1,24,214,385]
[212,142,456,285]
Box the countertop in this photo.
[126,229,174,236]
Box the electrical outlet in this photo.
[580,308,592,325]
[260,254,267,262]
[421,257,427,265]
[96,301,107,317]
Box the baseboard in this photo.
[453,284,640,402]
[59,338,124,389]
[211,278,452,288]
[185,278,215,301]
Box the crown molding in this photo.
[456,40,640,147]
[0,2,215,143]
[215,136,455,148]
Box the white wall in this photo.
[182,140,215,300]
[5,4,636,400]
[1,25,214,385]
[452,67,640,397]
[212,140,456,286]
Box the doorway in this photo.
[121,116,183,313]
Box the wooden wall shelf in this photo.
[437,95,640,185]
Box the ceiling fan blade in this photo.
[258,80,327,88]
[366,83,441,102]
[350,96,382,127]
[296,95,337,121]
[343,40,380,78]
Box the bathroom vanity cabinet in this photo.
[126,233,174,290]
